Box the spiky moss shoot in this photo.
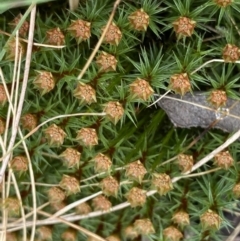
[208,90,227,108]
[93,153,112,173]
[163,226,183,241]
[177,154,193,173]
[133,218,155,235]
[215,0,233,7]
[92,195,112,211]
[10,156,28,173]
[172,211,190,227]
[73,82,96,105]
[151,173,173,195]
[125,187,147,207]
[5,38,25,61]
[4,197,21,217]
[33,71,55,95]
[9,13,29,37]
[0,84,7,107]
[214,151,234,169]
[61,229,77,241]
[0,117,5,135]
[102,22,122,45]
[21,113,38,131]
[46,27,65,46]
[6,232,18,241]
[100,176,119,197]
[124,226,139,240]
[106,235,121,241]
[48,186,66,203]
[173,16,196,37]
[37,226,52,241]
[200,209,222,230]
[128,8,150,31]
[125,160,147,183]
[67,19,91,44]
[60,148,81,169]
[75,202,92,215]
[169,73,191,96]
[44,124,66,147]
[103,101,124,124]
[129,78,154,101]
[233,183,240,198]
[59,175,80,196]
[96,51,117,72]
[76,128,98,147]
[222,44,240,62]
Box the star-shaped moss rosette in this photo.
[60,148,81,169]
[151,173,173,195]
[169,73,191,96]
[75,202,92,215]
[93,153,112,173]
[21,113,38,131]
[100,176,119,197]
[44,124,66,147]
[0,84,7,107]
[92,195,112,211]
[33,71,55,95]
[48,186,66,203]
[46,27,65,46]
[200,210,222,230]
[133,218,155,235]
[208,90,227,108]
[37,226,52,241]
[96,51,117,72]
[8,13,29,37]
[125,187,147,207]
[222,44,240,62]
[59,175,80,196]
[172,210,190,227]
[76,128,98,148]
[177,154,193,173]
[67,19,91,44]
[10,156,28,173]
[128,8,150,31]
[163,226,183,241]
[103,101,124,124]
[215,0,233,7]
[125,160,147,183]
[73,82,96,105]
[173,16,196,37]
[214,151,234,169]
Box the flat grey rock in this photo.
[156,92,240,133]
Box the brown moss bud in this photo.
[223,44,240,62]
[75,202,92,215]
[0,84,7,107]
[128,8,149,31]
[76,128,98,147]
[50,201,66,212]
[129,78,154,101]
[215,0,232,7]
[67,19,91,43]
[173,16,196,37]
[233,183,240,198]
[103,101,124,124]
[59,175,80,196]
[106,235,121,241]
[37,226,52,241]
[73,83,96,105]
[5,38,25,61]
[151,173,173,195]
[21,113,38,131]
[209,90,227,108]
[100,176,119,197]
[163,226,183,241]
[177,154,193,173]
[6,232,18,241]
[44,124,66,147]
[124,225,139,240]
[4,197,21,217]
[10,156,28,173]
[133,218,155,235]
[125,160,147,183]
[102,23,122,45]
[125,187,146,207]
[33,71,55,95]
[214,151,234,170]
[96,51,117,72]
[48,186,66,203]
[92,195,112,211]
[169,73,191,96]
[9,14,29,37]
[61,229,77,241]
[200,209,222,230]
[93,153,112,173]
[172,210,190,226]
[0,117,6,135]
[60,148,81,168]
[46,27,65,46]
